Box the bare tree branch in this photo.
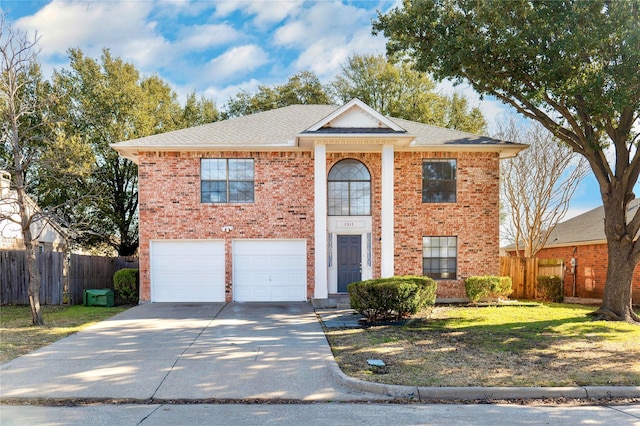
[499,118,590,257]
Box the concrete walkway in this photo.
[0,303,372,401]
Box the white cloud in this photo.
[213,0,302,27]
[176,24,241,51]
[205,44,268,82]
[15,1,158,55]
[273,2,384,78]
[203,78,263,106]
[244,0,303,27]
[273,2,369,48]
[13,0,170,75]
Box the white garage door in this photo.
[151,240,225,302]
[233,240,307,302]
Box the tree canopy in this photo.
[48,48,219,255]
[224,55,487,134]
[331,54,486,133]
[374,0,640,322]
[223,71,331,118]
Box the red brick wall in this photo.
[138,151,315,301]
[535,244,640,303]
[393,152,501,299]
[137,149,501,302]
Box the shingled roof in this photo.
[506,200,640,249]
[111,101,527,163]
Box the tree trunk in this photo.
[25,241,44,326]
[590,200,640,324]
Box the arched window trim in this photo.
[327,159,372,216]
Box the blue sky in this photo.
[2,0,604,219]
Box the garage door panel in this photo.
[151,240,225,303]
[233,240,306,302]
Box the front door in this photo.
[337,235,361,293]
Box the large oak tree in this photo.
[374,0,640,323]
[50,49,218,255]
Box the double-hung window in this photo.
[422,159,456,203]
[423,236,457,280]
[201,159,254,203]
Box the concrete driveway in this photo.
[0,302,371,401]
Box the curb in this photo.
[327,362,640,401]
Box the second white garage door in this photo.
[151,240,225,302]
[233,240,307,302]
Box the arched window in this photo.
[328,159,371,216]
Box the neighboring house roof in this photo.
[112,99,527,163]
[0,170,67,250]
[505,200,640,250]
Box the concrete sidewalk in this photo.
[0,303,372,401]
[2,402,640,426]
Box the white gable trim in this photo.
[305,98,406,132]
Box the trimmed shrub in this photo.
[113,268,139,305]
[348,276,437,323]
[537,275,563,302]
[465,276,513,303]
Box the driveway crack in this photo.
[606,405,640,420]
[150,302,228,400]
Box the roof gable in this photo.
[305,98,405,133]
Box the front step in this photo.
[312,294,351,309]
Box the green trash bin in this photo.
[83,289,115,307]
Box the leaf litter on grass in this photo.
[325,303,640,387]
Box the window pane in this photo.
[422,159,456,203]
[422,236,457,280]
[328,159,370,181]
[228,159,254,180]
[201,158,254,204]
[202,181,227,203]
[202,159,227,180]
[350,182,371,215]
[328,181,350,216]
[229,181,254,203]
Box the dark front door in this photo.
[338,235,361,293]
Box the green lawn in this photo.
[325,303,640,387]
[0,304,129,364]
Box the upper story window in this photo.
[422,159,456,203]
[201,159,254,203]
[328,159,371,216]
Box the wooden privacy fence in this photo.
[500,257,564,300]
[0,251,138,305]
[0,251,65,305]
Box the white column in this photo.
[381,144,395,277]
[314,143,328,299]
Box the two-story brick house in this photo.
[112,99,526,304]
